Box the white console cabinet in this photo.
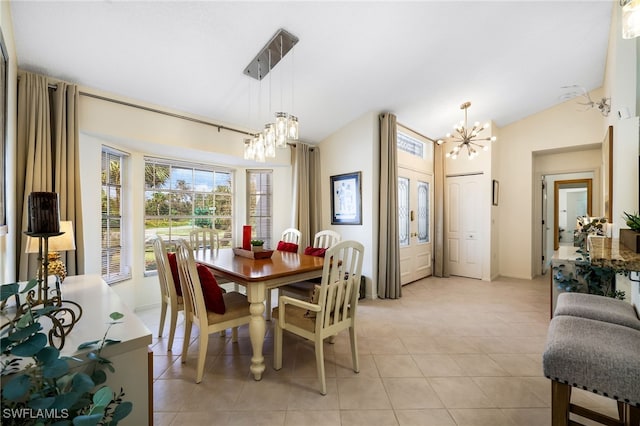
[2,275,153,426]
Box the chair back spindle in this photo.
[190,228,220,251]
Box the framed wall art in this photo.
[331,171,362,225]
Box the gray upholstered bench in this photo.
[554,292,640,330]
[543,315,640,425]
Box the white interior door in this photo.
[446,174,482,279]
[399,168,433,285]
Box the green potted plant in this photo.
[250,240,264,252]
[620,211,640,253]
[1,281,132,425]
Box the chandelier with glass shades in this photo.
[436,101,496,160]
[243,29,299,162]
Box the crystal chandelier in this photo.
[243,29,299,162]
[436,101,496,160]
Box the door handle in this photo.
[410,210,415,221]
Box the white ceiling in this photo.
[10,1,613,144]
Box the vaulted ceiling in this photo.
[10,1,613,144]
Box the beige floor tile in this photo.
[472,377,548,408]
[383,378,444,409]
[153,411,177,426]
[207,355,253,379]
[153,353,180,379]
[153,379,197,412]
[365,336,410,355]
[502,408,551,426]
[394,409,456,426]
[286,377,340,409]
[340,409,399,426]
[231,380,291,411]
[223,410,286,426]
[142,275,616,423]
[488,354,543,376]
[170,411,231,425]
[337,377,392,409]
[432,335,482,354]
[450,354,510,377]
[179,378,244,412]
[334,353,380,378]
[520,377,551,406]
[284,410,341,426]
[412,354,466,377]
[400,335,448,354]
[428,377,494,408]
[448,408,516,425]
[374,354,423,377]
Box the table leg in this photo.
[246,283,266,380]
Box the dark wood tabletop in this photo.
[193,248,325,283]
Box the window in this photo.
[247,170,273,248]
[144,158,233,272]
[101,147,130,284]
[397,131,425,158]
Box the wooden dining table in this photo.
[193,248,325,380]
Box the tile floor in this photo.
[136,274,620,426]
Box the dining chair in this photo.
[189,227,238,292]
[152,236,184,352]
[266,227,302,319]
[175,239,251,383]
[189,227,220,250]
[280,227,302,245]
[273,240,364,395]
[280,230,341,300]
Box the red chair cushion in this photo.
[304,246,327,257]
[196,264,226,314]
[277,240,299,253]
[166,252,182,296]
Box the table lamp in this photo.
[26,221,76,281]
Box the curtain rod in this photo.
[24,75,254,137]
[18,75,255,136]
[35,76,308,144]
[79,92,255,137]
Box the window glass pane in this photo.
[108,187,120,216]
[397,132,425,158]
[398,177,409,246]
[215,194,232,216]
[170,167,192,190]
[215,172,232,193]
[247,170,273,248]
[145,163,170,190]
[194,169,214,192]
[418,181,429,243]
[145,190,170,216]
[144,158,234,272]
[101,149,130,284]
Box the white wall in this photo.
[534,149,601,275]
[78,94,293,310]
[319,111,379,298]
[498,93,605,280]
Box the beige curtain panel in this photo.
[377,113,401,299]
[433,142,448,278]
[291,143,321,249]
[17,72,84,281]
